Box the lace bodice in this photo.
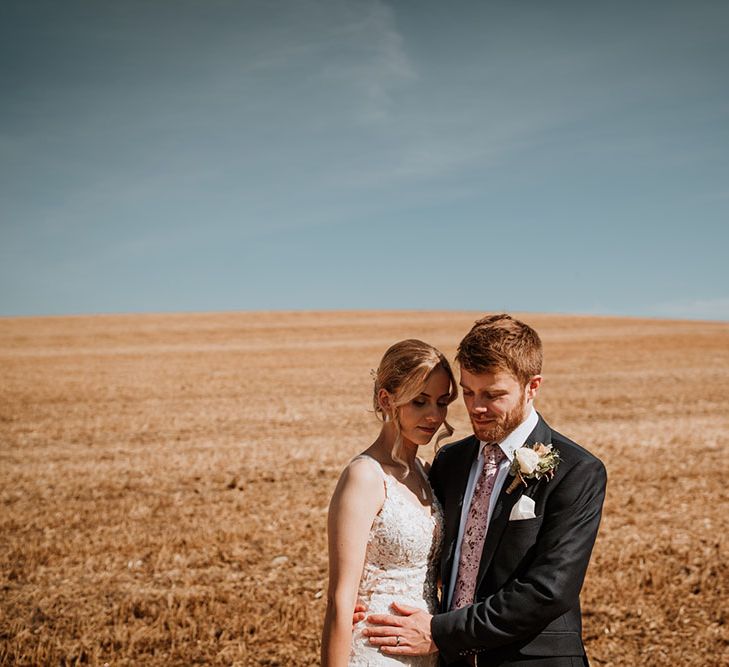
[350,456,443,666]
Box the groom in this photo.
[360,314,607,666]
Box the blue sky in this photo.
[1,0,728,319]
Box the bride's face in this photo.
[397,366,452,447]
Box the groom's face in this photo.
[460,367,532,443]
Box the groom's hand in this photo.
[363,602,437,656]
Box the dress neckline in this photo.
[355,454,436,521]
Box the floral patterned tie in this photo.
[451,443,506,610]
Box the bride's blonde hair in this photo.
[372,339,458,477]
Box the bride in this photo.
[321,339,458,666]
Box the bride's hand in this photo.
[352,603,367,628]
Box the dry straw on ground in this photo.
[1,311,727,666]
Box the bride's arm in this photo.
[321,459,385,667]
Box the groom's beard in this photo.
[471,392,527,443]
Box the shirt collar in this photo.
[479,406,538,462]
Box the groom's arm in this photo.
[431,455,607,664]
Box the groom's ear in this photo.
[525,375,542,401]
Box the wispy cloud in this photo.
[229,0,415,123]
[319,1,415,123]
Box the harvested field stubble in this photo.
[1,311,727,666]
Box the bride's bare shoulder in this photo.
[339,455,384,487]
[329,455,385,515]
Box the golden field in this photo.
[1,311,727,666]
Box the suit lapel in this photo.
[475,479,524,585]
[441,436,480,597]
[524,414,552,449]
[476,414,552,588]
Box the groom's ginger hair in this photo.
[456,314,542,385]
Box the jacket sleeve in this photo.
[431,456,607,664]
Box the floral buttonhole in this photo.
[506,442,561,494]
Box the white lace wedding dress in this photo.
[349,455,444,666]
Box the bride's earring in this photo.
[379,390,393,422]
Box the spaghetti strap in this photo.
[414,457,431,482]
[414,457,425,475]
[350,454,389,494]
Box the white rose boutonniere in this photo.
[506,442,560,494]
[515,447,540,474]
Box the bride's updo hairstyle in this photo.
[372,339,458,476]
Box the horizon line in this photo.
[1,307,727,325]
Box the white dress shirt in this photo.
[445,406,539,609]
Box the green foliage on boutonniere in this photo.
[506,442,561,494]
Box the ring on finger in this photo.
[395,635,401,646]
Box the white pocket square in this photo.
[509,495,536,521]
